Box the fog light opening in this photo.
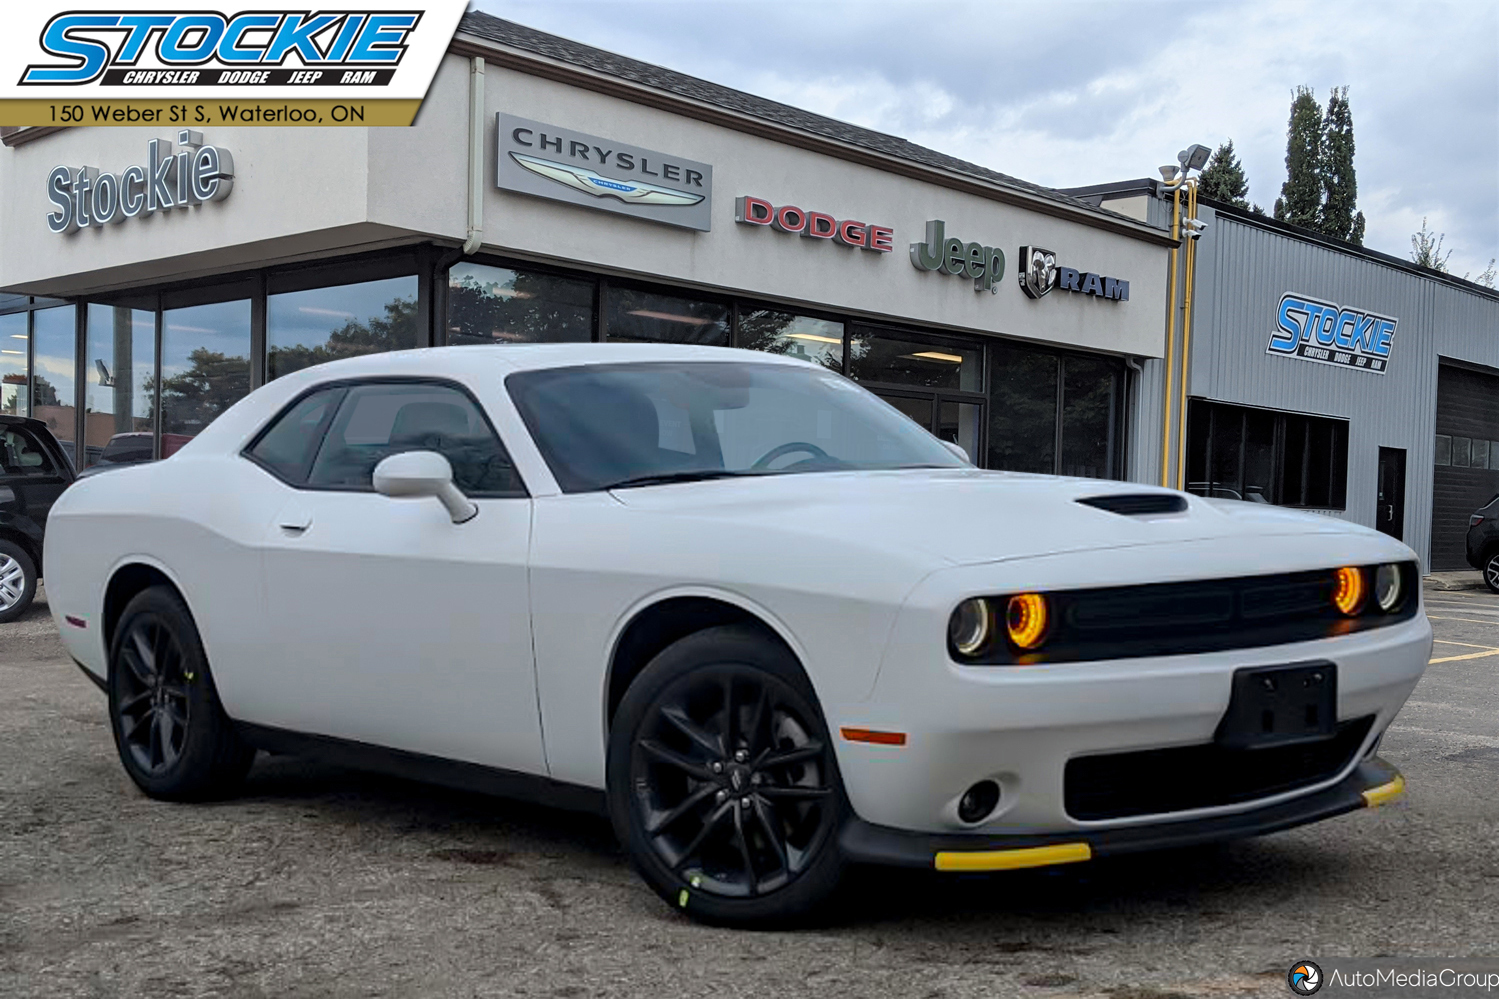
[957,780,1002,824]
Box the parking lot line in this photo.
[1425,615,1499,626]
[1428,648,1499,664]
[1432,639,1499,650]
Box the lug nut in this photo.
[741,797,751,808]
[711,761,723,773]
[734,749,748,763]
[716,790,728,803]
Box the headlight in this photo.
[949,598,994,657]
[1332,566,1366,616]
[1374,563,1403,612]
[1005,593,1050,650]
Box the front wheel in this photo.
[0,540,37,624]
[606,625,849,927]
[107,586,255,800]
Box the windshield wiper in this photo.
[603,470,760,490]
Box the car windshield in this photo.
[506,361,967,492]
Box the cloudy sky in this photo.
[470,0,1498,280]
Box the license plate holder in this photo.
[1215,661,1337,750]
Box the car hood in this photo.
[608,468,1397,568]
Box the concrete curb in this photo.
[1424,573,1487,592]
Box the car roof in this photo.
[0,415,46,430]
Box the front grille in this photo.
[1064,715,1375,821]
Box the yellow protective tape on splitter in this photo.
[934,842,1092,872]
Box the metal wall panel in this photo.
[1182,206,1499,570]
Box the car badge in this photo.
[508,152,705,207]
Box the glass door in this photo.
[847,325,986,464]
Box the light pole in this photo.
[1158,143,1210,489]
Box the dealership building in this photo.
[2,12,1496,572]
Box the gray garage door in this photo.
[1431,363,1499,571]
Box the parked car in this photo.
[76,432,194,480]
[1465,494,1499,593]
[0,415,75,622]
[45,344,1431,926]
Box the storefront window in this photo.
[0,312,25,416]
[1187,399,1347,508]
[268,276,419,380]
[160,299,251,446]
[848,332,980,391]
[738,310,843,370]
[988,343,1057,474]
[606,287,728,345]
[84,304,155,466]
[447,263,594,346]
[31,306,77,458]
[1059,355,1120,479]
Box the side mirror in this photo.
[372,451,478,524]
[940,439,971,464]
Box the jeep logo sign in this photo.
[910,220,1005,293]
[46,130,232,235]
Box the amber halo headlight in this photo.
[949,598,995,657]
[1005,593,1050,650]
[1332,566,1367,616]
[1374,563,1403,612]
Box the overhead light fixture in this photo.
[1,349,23,355]
[786,332,842,345]
[9,334,26,339]
[1177,144,1211,172]
[297,306,356,319]
[627,309,713,326]
[908,351,964,363]
[1158,165,1179,181]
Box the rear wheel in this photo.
[607,625,848,927]
[0,540,37,624]
[107,586,255,800]
[1484,552,1499,594]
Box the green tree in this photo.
[1320,86,1364,244]
[1198,140,1250,208]
[1274,87,1324,228]
[269,295,418,379]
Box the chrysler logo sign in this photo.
[46,129,232,235]
[497,114,713,231]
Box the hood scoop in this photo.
[1076,493,1189,516]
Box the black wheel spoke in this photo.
[732,802,758,894]
[124,707,154,740]
[673,801,733,870]
[660,706,722,760]
[118,689,153,713]
[759,741,824,770]
[758,785,832,800]
[721,673,736,753]
[639,739,713,780]
[751,796,788,873]
[122,645,153,687]
[646,782,719,836]
[743,685,769,755]
[129,627,156,680]
[149,711,165,769]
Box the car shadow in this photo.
[223,750,1351,932]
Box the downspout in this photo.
[1124,355,1143,482]
[1175,180,1199,490]
[1159,182,1183,486]
[461,55,485,255]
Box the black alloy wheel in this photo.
[607,625,848,927]
[1485,552,1499,594]
[107,586,255,800]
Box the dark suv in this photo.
[0,416,75,621]
[1465,493,1499,593]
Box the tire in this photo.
[606,625,849,927]
[107,586,255,800]
[1484,552,1499,595]
[0,540,37,624]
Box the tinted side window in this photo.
[246,387,346,485]
[307,382,523,496]
[1,427,57,478]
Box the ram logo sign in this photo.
[1268,292,1397,375]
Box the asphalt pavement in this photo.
[2,585,1496,999]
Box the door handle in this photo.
[278,513,313,534]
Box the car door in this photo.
[1,423,71,554]
[246,378,544,774]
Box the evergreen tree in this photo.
[1275,87,1324,228]
[1321,86,1361,243]
[1198,140,1250,207]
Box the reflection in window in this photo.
[938,400,980,463]
[1452,436,1471,468]
[606,288,728,345]
[0,312,25,416]
[1187,399,1347,508]
[32,306,77,457]
[738,310,843,370]
[1474,439,1490,470]
[1,425,57,477]
[1059,354,1119,479]
[160,300,251,443]
[447,263,593,346]
[848,332,980,391]
[269,276,418,380]
[85,304,155,466]
[988,343,1057,474]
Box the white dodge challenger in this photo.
[45,344,1430,926]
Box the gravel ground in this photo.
[2,585,1497,999]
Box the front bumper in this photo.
[840,756,1404,871]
